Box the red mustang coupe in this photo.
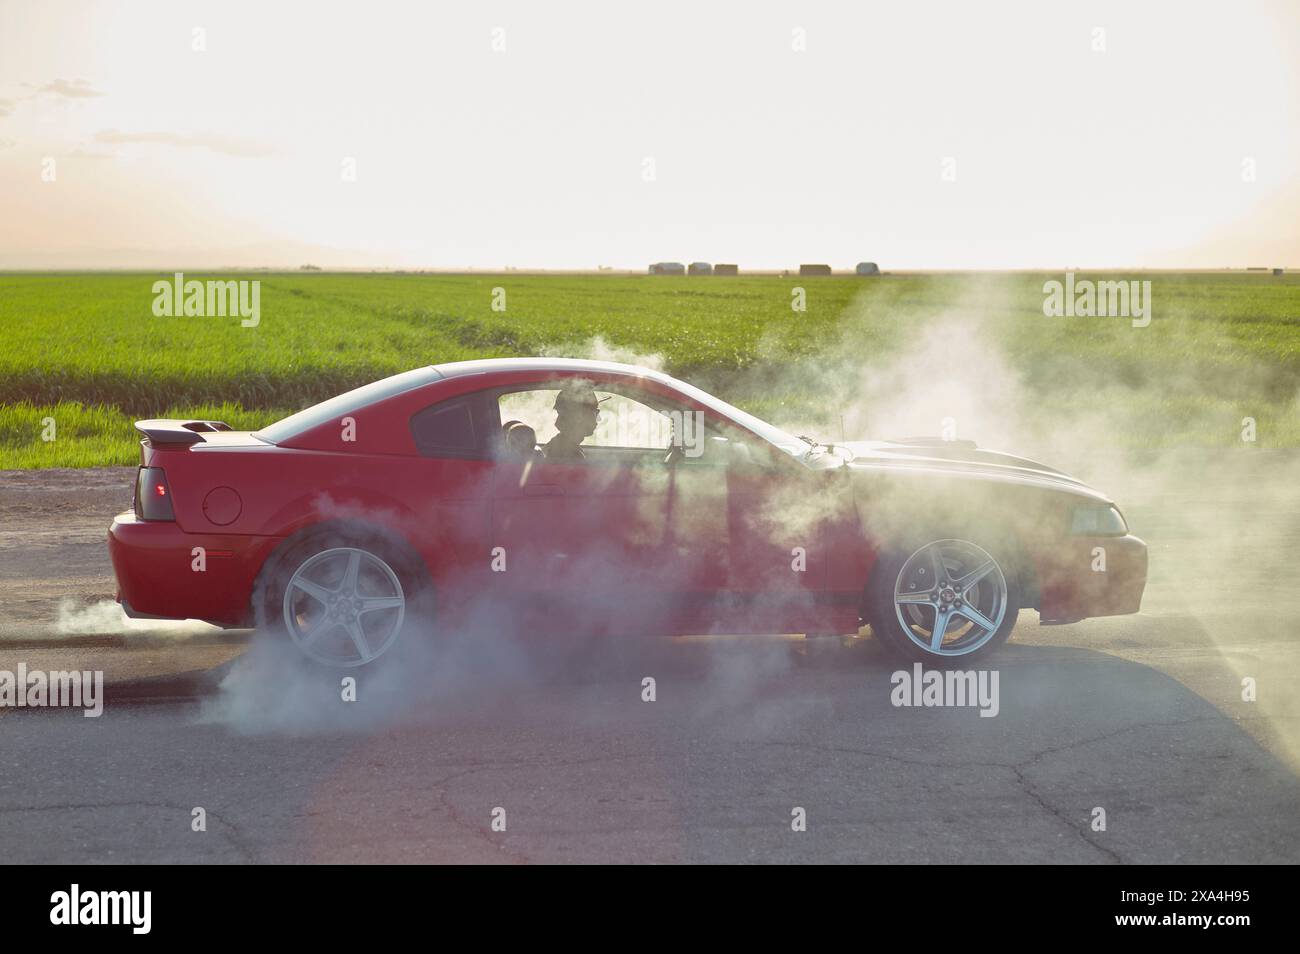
[108,358,1147,667]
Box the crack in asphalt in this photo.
[427,766,532,864]
[738,715,1242,864]
[1010,763,1124,863]
[0,799,258,862]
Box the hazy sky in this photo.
[1,0,1298,269]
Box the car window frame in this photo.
[488,382,682,456]
[484,378,786,470]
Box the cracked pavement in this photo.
[1,624,1297,863]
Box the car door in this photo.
[488,382,682,636]
[668,425,834,633]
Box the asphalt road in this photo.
[1,459,1298,863]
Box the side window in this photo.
[593,392,673,450]
[498,389,564,446]
[496,388,674,450]
[410,396,481,458]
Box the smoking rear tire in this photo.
[867,536,1020,665]
[255,529,432,668]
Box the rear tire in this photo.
[255,528,432,668]
[867,535,1020,665]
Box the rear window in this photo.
[254,367,442,444]
[410,398,480,456]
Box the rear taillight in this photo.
[134,467,175,521]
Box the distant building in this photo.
[799,264,832,276]
[713,264,739,276]
[1274,268,1285,276]
[649,262,686,275]
[688,261,713,275]
[855,262,880,276]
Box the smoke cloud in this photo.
[202,277,1299,773]
[54,598,217,637]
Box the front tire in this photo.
[867,537,1020,664]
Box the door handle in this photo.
[524,483,564,496]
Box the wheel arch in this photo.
[251,517,433,614]
[860,519,1037,619]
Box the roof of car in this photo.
[431,357,667,380]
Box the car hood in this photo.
[836,438,1112,503]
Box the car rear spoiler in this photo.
[134,419,233,445]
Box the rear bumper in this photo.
[1036,533,1148,623]
[107,511,277,627]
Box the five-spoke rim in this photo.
[283,547,405,667]
[893,539,1008,657]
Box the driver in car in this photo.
[543,382,606,461]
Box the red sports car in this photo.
[108,358,1147,666]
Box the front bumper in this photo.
[107,511,277,627]
[1036,533,1148,623]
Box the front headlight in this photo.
[1070,504,1127,536]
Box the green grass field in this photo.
[1,271,1298,468]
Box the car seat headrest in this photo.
[503,420,539,459]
